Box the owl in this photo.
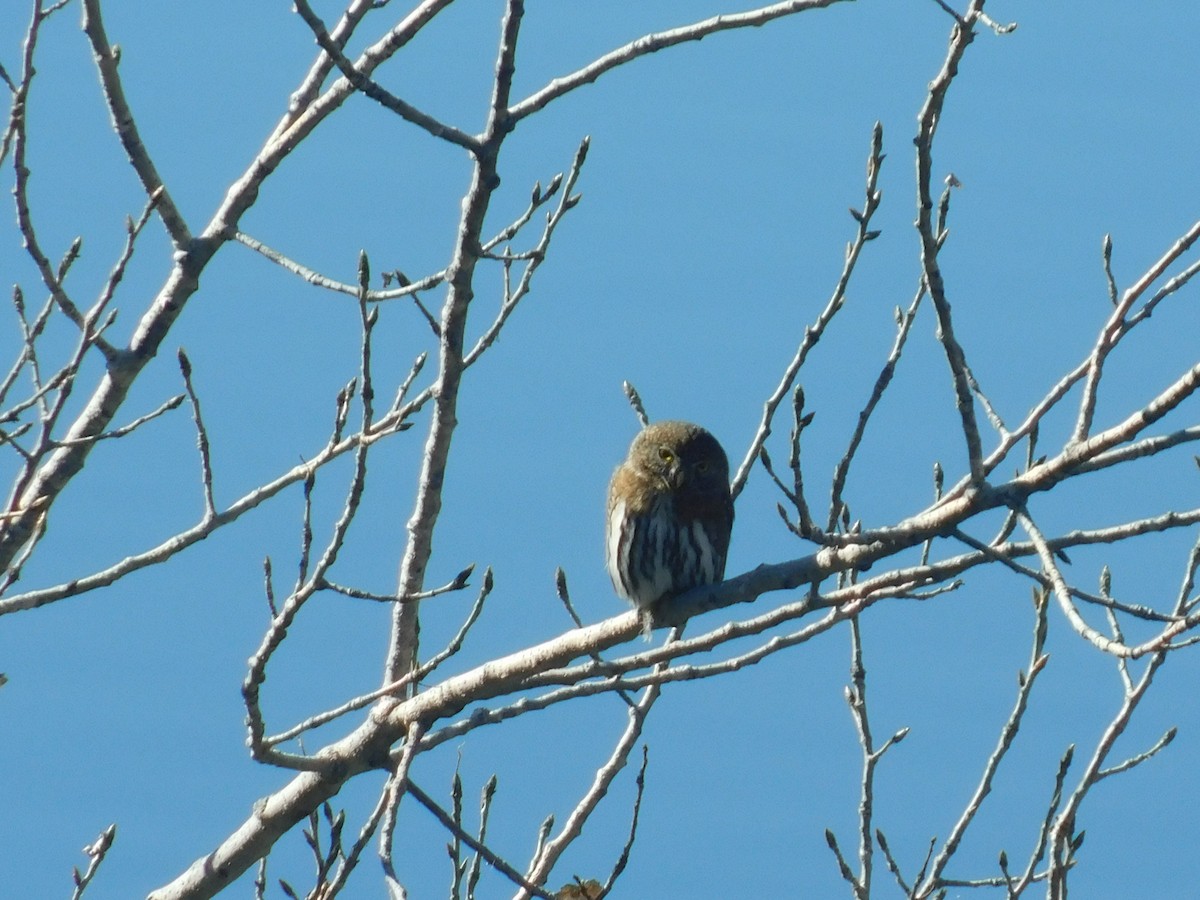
[605,420,734,635]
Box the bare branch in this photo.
[1096,726,1176,781]
[88,191,163,356]
[829,267,924,531]
[70,824,117,900]
[874,830,913,897]
[265,568,492,749]
[1010,744,1073,895]
[80,0,191,246]
[1102,233,1118,306]
[464,136,590,367]
[293,0,478,151]
[12,62,120,363]
[277,0,381,134]
[518,670,664,896]
[408,781,555,900]
[379,720,427,897]
[918,590,1050,894]
[509,0,853,123]
[50,393,185,449]
[951,528,1177,624]
[843,617,877,899]
[231,231,367,295]
[466,774,500,898]
[825,828,858,892]
[734,122,887,499]
[598,746,648,899]
[384,0,528,689]
[0,397,420,616]
[322,563,473,603]
[914,1,993,484]
[1074,219,1200,441]
[176,349,215,519]
[1019,509,1185,658]
[0,286,54,414]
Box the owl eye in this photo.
[658,447,675,463]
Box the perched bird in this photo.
[605,420,734,636]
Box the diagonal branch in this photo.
[733,122,886,499]
[1073,218,1200,441]
[278,0,379,133]
[918,590,1050,894]
[0,395,420,616]
[937,217,1200,508]
[509,0,852,123]
[292,0,480,153]
[829,277,924,532]
[407,781,555,899]
[1018,509,1185,658]
[516,666,665,897]
[80,0,191,247]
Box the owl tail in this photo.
[638,606,654,641]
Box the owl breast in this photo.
[606,494,723,608]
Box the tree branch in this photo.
[509,0,852,123]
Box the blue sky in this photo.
[2,1,1199,897]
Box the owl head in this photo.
[626,420,730,497]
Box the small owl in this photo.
[605,420,735,635]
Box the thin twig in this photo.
[323,780,393,897]
[874,830,912,897]
[1096,727,1176,781]
[322,564,473,603]
[918,589,1050,894]
[952,529,1177,624]
[379,721,426,897]
[825,828,858,892]
[516,660,665,897]
[914,0,989,484]
[11,52,120,362]
[408,781,555,900]
[598,746,649,899]
[0,394,422,616]
[1101,234,1118,306]
[844,616,879,899]
[87,190,163,363]
[934,219,1200,508]
[1074,219,1200,441]
[265,569,493,748]
[464,136,590,367]
[0,286,54,414]
[231,231,380,295]
[1019,509,1185,658]
[276,0,380,138]
[829,265,924,531]
[244,268,384,766]
[733,122,887,499]
[509,0,853,122]
[292,0,480,152]
[80,0,191,246]
[70,824,117,900]
[50,394,185,449]
[176,349,215,519]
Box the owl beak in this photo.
[667,462,686,490]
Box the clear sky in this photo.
[2,1,1199,897]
